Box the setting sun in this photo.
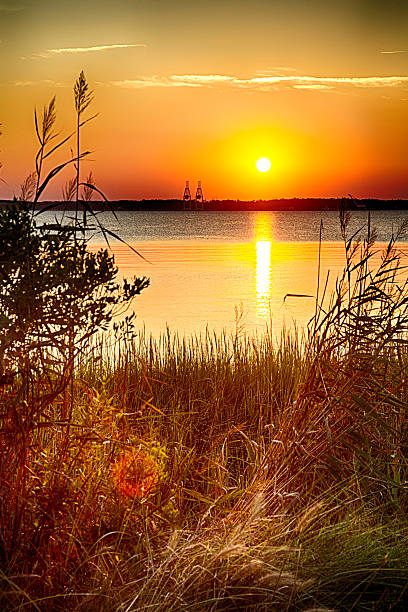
[256,157,272,173]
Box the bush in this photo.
[0,194,148,578]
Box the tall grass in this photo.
[1,211,408,610]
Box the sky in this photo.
[0,0,407,201]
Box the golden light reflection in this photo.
[256,240,271,318]
[255,213,273,319]
[94,237,339,338]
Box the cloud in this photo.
[256,67,299,75]
[109,73,408,91]
[12,79,65,87]
[29,43,146,59]
[109,76,202,88]
[0,3,24,12]
[171,74,235,83]
[293,84,334,90]
[249,75,408,88]
[380,50,408,54]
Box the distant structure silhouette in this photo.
[183,180,192,210]
[183,180,205,210]
[195,181,204,209]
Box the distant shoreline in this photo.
[1,197,408,211]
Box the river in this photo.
[38,209,408,338]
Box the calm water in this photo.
[40,209,408,338]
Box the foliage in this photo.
[0,74,150,602]
[0,202,148,379]
[1,298,408,608]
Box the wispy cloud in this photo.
[12,72,408,93]
[109,76,201,89]
[171,74,235,83]
[380,50,408,54]
[293,84,333,90]
[249,75,408,87]
[27,43,146,60]
[0,3,25,12]
[109,73,408,91]
[256,66,299,75]
[12,79,65,87]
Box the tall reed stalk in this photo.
[73,71,94,227]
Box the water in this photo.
[38,209,408,338]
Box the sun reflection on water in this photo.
[254,213,273,319]
[256,241,271,318]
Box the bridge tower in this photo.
[183,180,192,210]
[195,181,204,209]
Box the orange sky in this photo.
[1,0,407,201]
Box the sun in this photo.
[256,157,271,173]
